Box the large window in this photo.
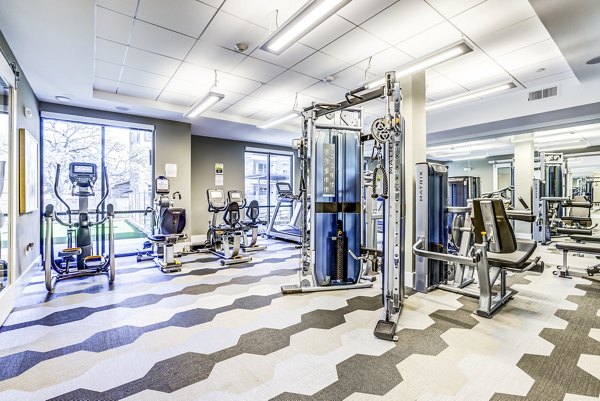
[244,150,293,224]
[42,118,154,256]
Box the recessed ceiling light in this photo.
[536,67,546,72]
[322,75,335,83]
[55,95,71,102]
[586,56,600,65]
[116,106,130,111]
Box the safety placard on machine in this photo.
[322,143,336,197]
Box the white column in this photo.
[400,72,426,287]
[513,134,535,238]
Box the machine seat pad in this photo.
[556,242,600,254]
[571,235,600,243]
[148,234,186,243]
[487,239,537,270]
[561,216,592,222]
[83,255,104,268]
[59,247,82,257]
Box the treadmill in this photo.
[266,182,302,243]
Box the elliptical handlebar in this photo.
[53,164,72,222]
[95,166,110,214]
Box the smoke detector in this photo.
[322,75,335,83]
[235,42,249,52]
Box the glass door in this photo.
[244,151,293,224]
[41,119,154,257]
[0,68,12,294]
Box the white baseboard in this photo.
[0,255,41,326]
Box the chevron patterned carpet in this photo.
[0,239,598,401]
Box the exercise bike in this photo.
[227,190,266,252]
[43,162,115,292]
[205,189,252,266]
[137,176,187,273]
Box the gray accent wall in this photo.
[190,135,298,235]
[0,29,41,277]
[39,103,193,234]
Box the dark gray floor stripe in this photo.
[272,296,480,401]
[0,293,282,382]
[11,253,298,311]
[1,267,296,332]
[49,295,383,401]
[491,281,600,401]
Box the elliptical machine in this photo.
[137,176,187,273]
[43,162,115,292]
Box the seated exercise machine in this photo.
[138,176,187,273]
[205,189,252,266]
[281,71,406,341]
[414,162,543,317]
[43,162,115,292]
[228,190,267,252]
[533,152,596,244]
[554,234,600,278]
[266,182,303,243]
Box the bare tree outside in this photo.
[42,119,153,253]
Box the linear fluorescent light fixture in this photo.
[257,111,300,129]
[261,0,351,55]
[184,92,225,118]
[366,41,473,89]
[426,82,517,111]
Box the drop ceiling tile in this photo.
[130,20,196,59]
[443,59,508,87]
[425,0,485,18]
[511,56,572,83]
[395,22,462,59]
[250,109,293,121]
[460,73,512,91]
[117,82,162,100]
[234,95,275,112]
[321,27,390,65]
[96,7,133,44]
[495,39,564,72]
[137,0,216,38]
[429,48,489,75]
[354,47,413,76]
[249,84,295,103]
[124,47,181,76]
[250,42,316,69]
[426,77,468,101]
[292,51,350,79]
[299,14,355,50]
[214,88,249,104]
[157,91,198,107]
[333,66,376,90]
[95,38,127,65]
[361,0,443,45]
[94,77,118,93]
[285,93,327,109]
[267,70,319,92]
[164,79,211,97]
[95,60,122,81]
[211,101,235,113]
[230,57,286,83]
[218,73,263,94]
[173,63,216,86]
[450,0,536,39]
[301,82,348,103]
[97,0,138,17]
[199,0,224,8]
[201,11,269,53]
[336,0,397,25]
[477,17,551,58]
[221,103,260,118]
[220,0,302,30]
[186,40,246,72]
[120,67,170,90]
[522,71,575,88]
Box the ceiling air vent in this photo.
[528,86,558,101]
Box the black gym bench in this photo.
[554,235,600,278]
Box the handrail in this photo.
[95,165,110,214]
[53,164,72,223]
[412,238,479,267]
